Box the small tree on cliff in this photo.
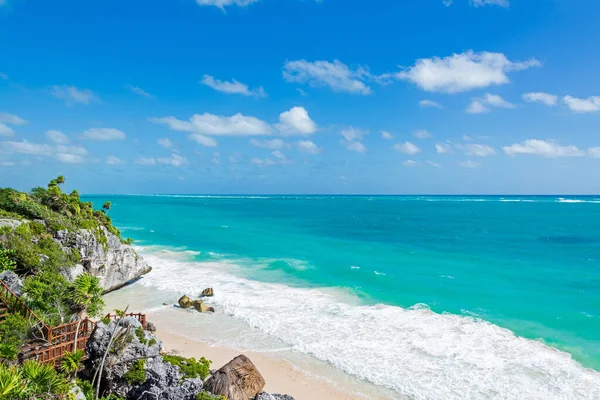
[102,201,112,215]
[68,273,104,351]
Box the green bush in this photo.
[123,359,146,385]
[0,247,17,272]
[197,392,227,400]
[162,355,212,380]
[135,326,148,345]
[0,314,31,352]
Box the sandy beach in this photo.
[155,325,376,400]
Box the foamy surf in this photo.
[137,251,600,400]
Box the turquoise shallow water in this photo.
[87,195,600,398]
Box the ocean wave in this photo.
[138,253,600,400]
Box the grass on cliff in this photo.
[162,354,212,380]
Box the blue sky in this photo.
[1,0,599,194]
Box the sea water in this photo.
[90,195,600,399]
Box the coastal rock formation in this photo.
[55,226,152,293]
[179,295,193,308]
[201,287,214,297]
[204,355,265,400]
[85,317,203,400]
[256,394,296,400]
[0,271,23,296]
[193,300,211,313]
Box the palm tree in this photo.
[59,350,85,379]
[102,201,112,214]
[56,175,65,185]
[68,274,104,352]
[21,360,70,398]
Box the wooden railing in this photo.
[104,312,147,329]
[0,280,52,340]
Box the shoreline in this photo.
[154,320,385,400]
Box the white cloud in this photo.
[503,139,584,158]
[589,147,600,158]
[467,93,514,113]
[277,106,317,135]
[0,123,14,137]
[464,143,496,156]
[82,128,126,141]
[426,160,442,168]
[151,113,272,136]
[157,138,173,148]
[394,141,422,155]
[470,0,509,7]
[296,140,320,154]
[196,0,259,9]
[297,88,308,96]
[270,150,293,164]
[250,138,286,149]
[125,85,154,98]
[522,92,557,106]
[106,155,125,165]
[56,153,84,164]
[251,157,275,166]
[563,95,600,113]
[419,99,443,109]
[460,160,481,168]
[51,85,97,104]
[201,75,266,98]
[283,60,372,95]
[45,130,69,144]
[340,127,367,152]
[381,131,393,140]
[436,143,452,153]
[0,113,28,125]
[397,51,539,93]
[443,0,453,7]
[136,153,188,167]
[189,134,218,147]
[413,129,432,139]
[402,160,419,167]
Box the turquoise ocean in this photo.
[89,195,600,399]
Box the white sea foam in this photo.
[138,253,600,400]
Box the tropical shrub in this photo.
[123,359,146,384]
[162,355,212,380]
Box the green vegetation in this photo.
[135,326,147,345]
[162,354,212,380]
[0,314,31,360]
[0,248,16,272]
[197,392,227,400]
[59,349,85,378]
[148,338,156,347]
[123,359,146,385]
[0,360,72,399]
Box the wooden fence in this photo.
[104,312,147,329]
[0,280,52,340]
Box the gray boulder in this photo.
[256,394,296,400]
[84,317,202,400]
[56,226,152,293]
[0,271,23,296]
[0,219,24,230]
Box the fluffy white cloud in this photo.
[0,113,28,125]
[340,127,367,152]
[464,144,496,156]
[0,123,14,137]
[51,85,97,104]
[413,129,432,139]
[436,143,452,153]
[151,113,272,136]
[137,153,188,167]
[467,93,514,114]
[589,147,600,158]
[277,106,317,135]
[201,75,266,98]
[250,138,286,149]
[283,60,372,95]
[125,85,154,98]
[45,130,69,144]
[1,140,87,163]
[394,141,422,155]
[196,0,259,8]
[189,134,218,147]
[503,139,584,157]
[397,51,539,93]
[470,0,509,7]
[402,160,419,167]
[563,95,600,113]
[522,92,557,106]
[460,160,481,168]
[381,131,393,140]
[426,160,442,168]
[251,157,275,166]
[106,155,125,165]
[82,128,126,141]
[419,99,443,109]
[296,140,320,154]
[157,138,173,148]
[56,153,84,164]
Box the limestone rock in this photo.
[146,321,157,332]
[201,287,214,297]
[204,355,265,400]
[256,394,296,400]
[193,300,210,313]
[56,226,152,293]
[0,271,23,296]
[0,219,24,230]
[178,295,193,308]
